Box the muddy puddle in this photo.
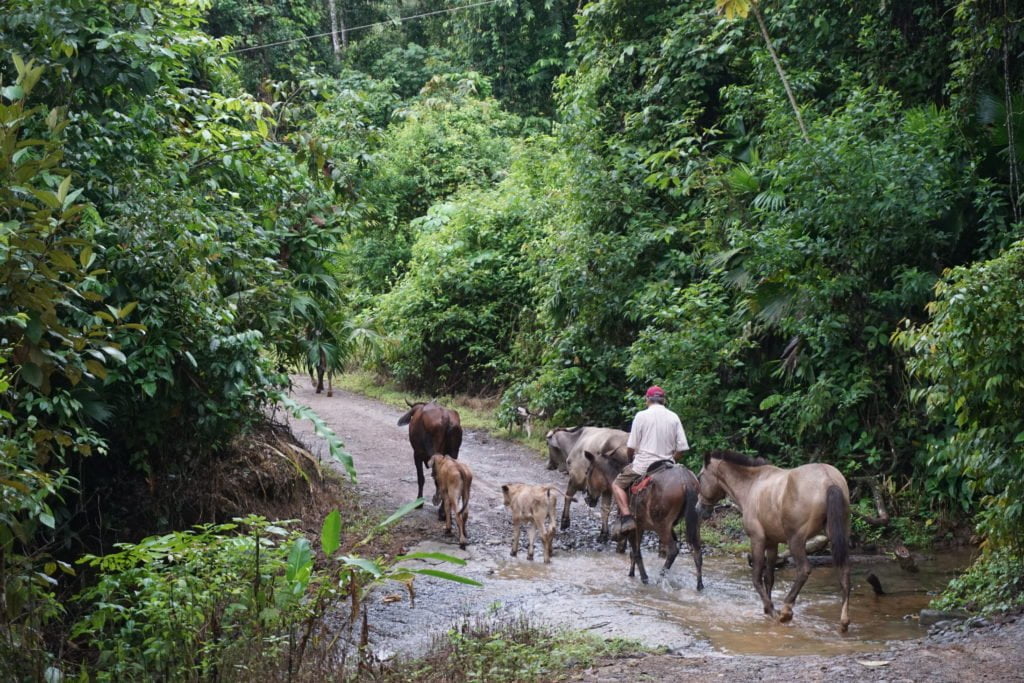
[493,547,975,656]
[369,537,974,659]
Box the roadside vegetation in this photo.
[370,613,643,682]
[2,0,1024,678]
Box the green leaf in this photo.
[395,551,468,566]
[321,509,341,556]
[50,250,77,271]
[20,363,43,388]
[340,555,383,577]
[102,346,127,364]
[2,85,25,101]
[408,568,482,586]
[85,359,107,380]
[286,537,312,584]
[377,499,424,529]
[118,301,138,318]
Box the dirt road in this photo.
[288,383,1024,682]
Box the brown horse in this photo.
[397,401,463,518]
[583,452,704,589]
[697,450,851,632]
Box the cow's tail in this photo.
[826,484,849,568]
[545,487,559,533]
[446,415,463,459]
[542,484,569,499]
[459,468,472,516]
[397,405,416,426]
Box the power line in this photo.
[227,0,504,55]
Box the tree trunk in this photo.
[327,0,347,56]
[750,1,809,144]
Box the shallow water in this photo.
[491,547,975,656]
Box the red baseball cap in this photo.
[645,385,666,398]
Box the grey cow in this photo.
[545,426,630,542]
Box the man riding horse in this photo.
[612,385,690,536]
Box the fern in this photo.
[275,393,356,481]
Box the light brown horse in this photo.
[583,452,704,589]
[697,450,851,632]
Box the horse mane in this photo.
[706,449,769,467]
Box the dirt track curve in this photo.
[287,383,1024,682]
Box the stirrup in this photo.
[614,515,636,538]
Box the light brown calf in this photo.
[501,483,560,563]
[427,454,472,549]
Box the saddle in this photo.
[629,459,674,497]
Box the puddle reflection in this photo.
[494,548,973,655]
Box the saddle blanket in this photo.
[630,459,674,496]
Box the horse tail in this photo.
[826,484,849,568]
[683,486,701,549]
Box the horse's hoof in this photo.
[696,579,704,591]
[641,576,649,585]
[527,555,534,561]
[840,622,849,633]
[779,609,793,624]
[459,543,467,550]
[597,532,608,544]
[560,519,570,531]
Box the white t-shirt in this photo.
[626,403,689,475]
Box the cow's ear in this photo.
[703,451,711,466]
[501,484,509,493]
[584,451,595,462]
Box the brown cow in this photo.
[397,401,463,518]
[501,483,560,563]
[428,454,473,549]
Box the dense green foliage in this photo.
[69,505,472,680]
[0,1,353,673]
[3,0,1024,673]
